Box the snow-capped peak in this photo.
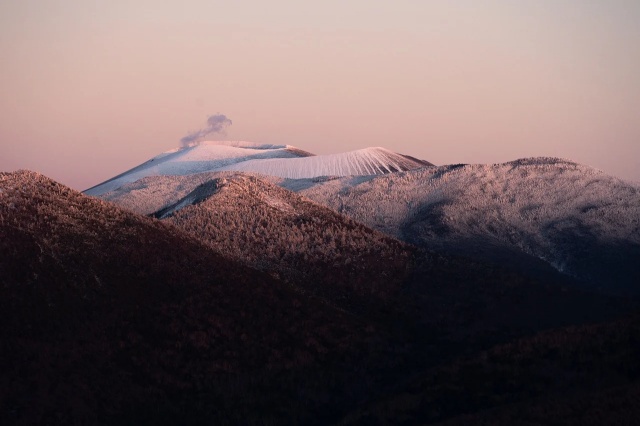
[84,142,432,196]
[85,142,309,195]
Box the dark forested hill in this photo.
[342,314,640,425]
[0,171,400,425]
[2,170,638,425]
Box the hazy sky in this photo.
[1,0,639,189]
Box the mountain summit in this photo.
[85,142,432,196]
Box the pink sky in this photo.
[1,1,639,189]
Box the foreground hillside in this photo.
[2,170,638,424]
[298,158,640,293]
[0,171,400,425]
[343,314,640,425]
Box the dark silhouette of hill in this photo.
[341,314,640,425]
[0,171,404,425]
[2,170,637,425]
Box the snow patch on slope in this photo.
[220,147,432,179]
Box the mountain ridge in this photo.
[151,172,416,306]
[299,156,640,293]
[86,146,640,294]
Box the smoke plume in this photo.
[181,114,232,146]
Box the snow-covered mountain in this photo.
[85,141,639,294]
[85,141,432,196]
[298,157,640,293]
[84,141,311,196]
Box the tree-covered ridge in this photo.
[301,157,640,293]
[159,173,416,305]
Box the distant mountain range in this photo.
[91,141,640,295]
[2,142,640,424]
